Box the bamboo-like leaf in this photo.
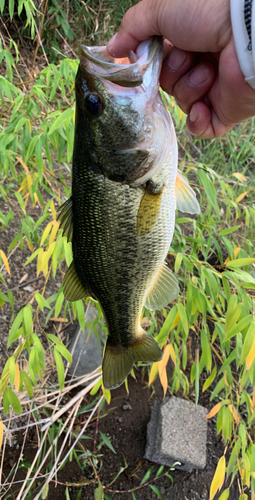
[228,404,240,425]
[99,431,116,454]
[177,303,189,337]
[235,191,251,203]
[149,361,159,385]
[0,420,3,450]
[224,315,253,342]
[226,258,255,269]
[14,363,20,392]
[218,488,229,500]
[210,455,226,500]
[102,386,111,405]
[149,484,162,499]
[54,347,65,391]
[6,387,22,415]
[0,249,10,275]
[8,355,15,388]
[232,172,246,181]
[203,366,217,392]
[55,344,72,365]
[159,366,168,397]
[207,402,223,419]
[140,466,152,485]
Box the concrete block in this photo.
[144,396,208,471]
[68,306,105,383]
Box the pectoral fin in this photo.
[145,264,179,310]
[103,329,162,390]
[57,197,73,242]
[63,261,89,301]
[175,170,200,214]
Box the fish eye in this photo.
[85,92,104,115]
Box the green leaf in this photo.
[99,431,116,454]
[55,344,72,365]
[94,481,103,500]
[226,258,255,269]
[219,226,240,236]
[3,389,10,415]
[201,329,212,372]
[54,347,65,391]
[177,303,189,337]
[20,370,33,396]
[203,366,217,392]
[48,108,74,135]
[23,304,33,336]
[6,387,22,415]
[156,465,164,477]
[156,306,177,346]
[140,466,152,485]
[198,169,219,215]
[9,356,15,388]
[8,309,24,347]
[223,315,253,342]
[35,292,51,312]
[149,485,162,499]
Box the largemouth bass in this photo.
[58,37,200,390]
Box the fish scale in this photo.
[58,36,200,389]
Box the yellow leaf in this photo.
[48,317,68,323]
[102,386,111,404]
[210,455,226,500]
[0,249,11,276]
[169,344,176,365]
[40,222,53,246]
[16,156,30,174]
[235,191,251,203]
[234,247,241,257]
[0,420,3,450]
[246,335,255,370]
[159,367,168,397]
[50,200,57,221]
[232,172,247,181]
[14,363,20,392]
[159,345,170,372]
[171,311,180,330]
[49,221,59,246]
[228,404,240,425]
[206,402,222,419]
[149,362,159,386]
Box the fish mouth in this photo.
[79,36,163,89]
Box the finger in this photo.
[186,101,234,138]
[107,0,232,57]
[172,62,216,114]
[160,47,194,95]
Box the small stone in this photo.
[23,285,34,292]
[122,402,132,411]
[159,486,166,495]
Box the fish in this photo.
[58,36,200,390]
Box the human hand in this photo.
[107,0,255,138]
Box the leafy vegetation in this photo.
[0,0,255,499]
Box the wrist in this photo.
[230,0,255,88]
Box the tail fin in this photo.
[102,329,162,390]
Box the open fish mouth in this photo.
[79,36,163,89]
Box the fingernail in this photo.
[167,48,187,70]
[189,104,199,123]
[107,33,118,52]
[190,64,210,85]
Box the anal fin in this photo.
[175,170,200,214]
[63,261,89,301]
[102,329,162,390]
[57,197,73,242]
[145,264,179,310]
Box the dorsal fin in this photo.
[57,197,73,242]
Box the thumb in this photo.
[107,0,231,57]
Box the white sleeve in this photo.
[230,0,255,89]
